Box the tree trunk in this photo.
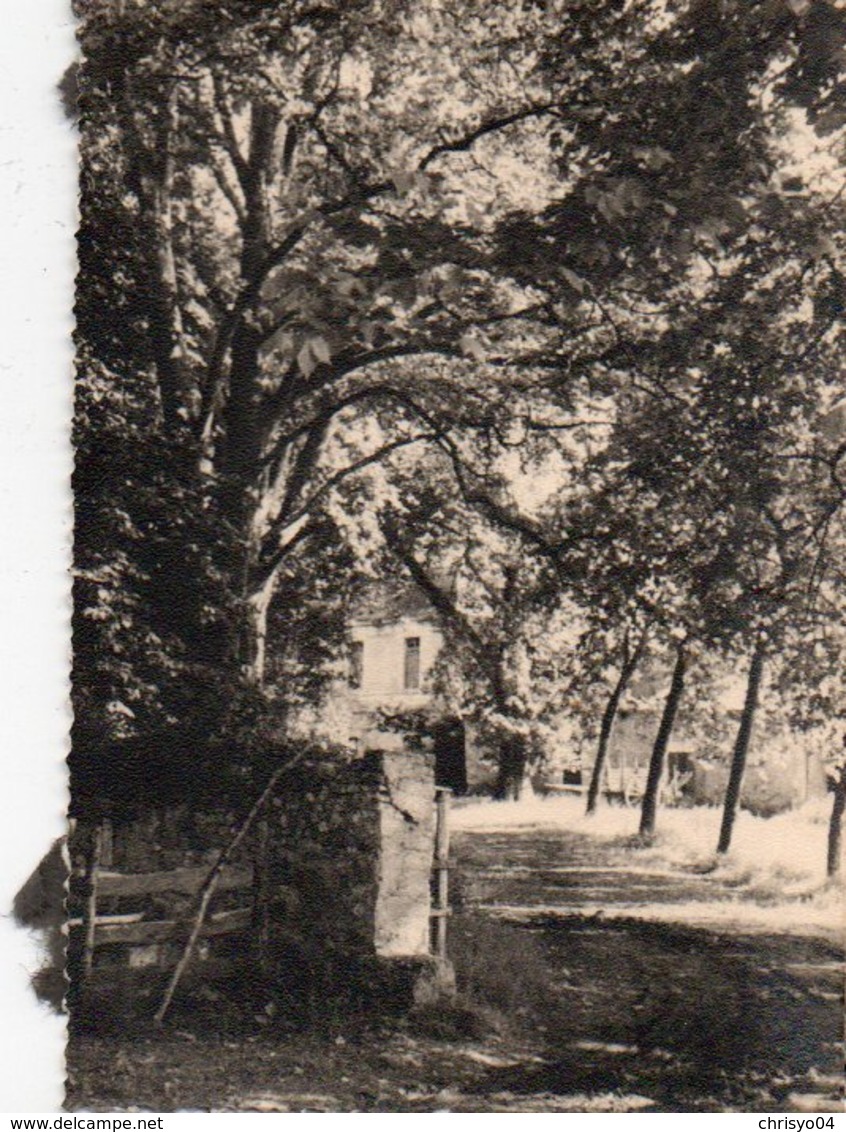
[639,643,687,840]
[215,454,273,685]
[826,765,845,878]
[586,630,647,815]
[495,734,529,801]
[241,576,275,687]
[716,641,765,854]
[145,84,191,430]
[587,678,626,814]
[212,97,285,689]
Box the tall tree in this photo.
[585,626,650,815]
[76,0,568,698]
[74,0,846,802]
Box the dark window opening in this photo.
[348,641,364,688]
[433,717,467,794]
[404,637,421,690]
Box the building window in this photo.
[404,637,421,691]
[348,641,364,689]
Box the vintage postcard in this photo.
[5,0,846,1116]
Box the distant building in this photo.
[322,582,494,793]
[344,582,442,736]
[316,584,826,812]
[588,682,827,814]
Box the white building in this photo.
[323,582,492,793]
[346,583,442,737]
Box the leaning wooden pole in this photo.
[252,816,271,976]
[154,749,306,1024]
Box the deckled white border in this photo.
[0,0,75,1113]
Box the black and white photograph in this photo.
[7,0,846,1115]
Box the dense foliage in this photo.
[74,0,845,821]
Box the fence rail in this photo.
[69,829,255,971]
[90,864,253,898]
[68,906,252,947]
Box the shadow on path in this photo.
[453,826,843,1112]
[465,915,842,1110]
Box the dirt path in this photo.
[66,822,844,1113]
[459,827,741,908]
[449,825,844,1112]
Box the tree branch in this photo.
[211,73,250,193]
[419,102,558,170]
[255,433,436,585]
[208,149,247,225]
[379,515,486,656]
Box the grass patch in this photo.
[447,912,557,1036]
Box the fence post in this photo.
[253,816,270,976]
[82,822,105,978]
[433,787,451,962]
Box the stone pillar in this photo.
[374,749,436,958]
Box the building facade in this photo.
[322,583,494,793]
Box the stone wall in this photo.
[259,749,438,1007]
[70,749,438,996]
[259,751,383,970]
[83,806,238,872]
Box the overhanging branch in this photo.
[254,432,437,585]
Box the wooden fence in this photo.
[68,835,254,974]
